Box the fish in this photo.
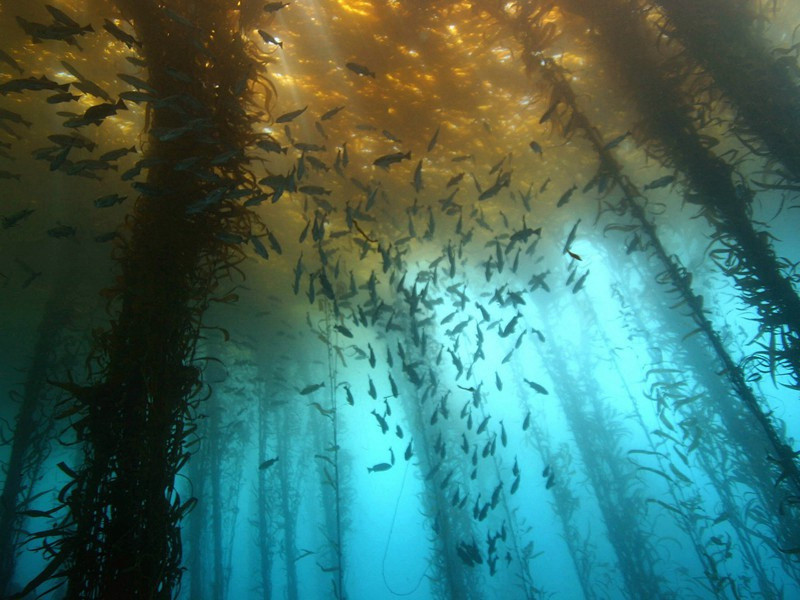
[2,209,35,229]
[103,19,141,48]
[258,29,283,48]
[334,324,353,338]
[346,61,376,78]
[373,151,411,170]
[71,98,127,127]
[0,49,23,74]
[93,194,127,208]
[478,171,511,201]
[276,106,307,123]
[404,440,413,460]
[572,270,589,293]
[411,159,423,192]
[529,140,543,154]
[71,78,112,101]
[644,175,675,190]
[300,382,325,395]
[563,219,581,254]
[546,472,555,489]
[259,457,279,470]
[47,224,76,238]
[382,129,401,143]
[476,415,490,434]
[427,125,441,152]
[320,105,345,121]
[250,235,269,260]
[522,412,531,430]
[0,108,32,128]
[556,184,577,208]
[371,410,388,434]
[524,379,548,395]
[99,146,137,161]
[446,172,464,188]
[603,131,631,151]
[499,314,520,338]
[263,1,290,12]
[367,462,392,473]
[0,75,69,95]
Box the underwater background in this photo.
[1,0,800,598]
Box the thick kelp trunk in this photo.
[19,1,269,597]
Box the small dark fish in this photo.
[556,184,577,208]
[334,324,353,338]
[603,131,630,151]
[476,415,490,434]
[259,457,279,470]
[103,19,141,48]
[2,208,34,229]
[563,219,581,254]
[346,61,376,78]
[276,106,307,123]
[644,175,675,190]
[258,29,283,48]
[0,108,32,128]
[373,151,410,170]
[546,472,555,489]
[572,270,589,293]
[382,129,401,143]
[0,48,23,74]
[542,465,550,478]
[300,382,325,395]
[372,409,388,434]
[100,146,137,161]
[566,250,581,261]
[256,137,287,154]
[368,462,392,473]
[93,193,127,208]
[427,125,441,152]
[529,140,542,154]
[251,236,269,260]
[263,1,290,12]
[320,105,345,120]
[47,224,76,238]
[404,440,413,460]
[446,172,464,188]
[522,411,531,430]
[524,379,548,395]
[411,159,423,192]
[539,177,551,193]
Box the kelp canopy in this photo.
[0,0,799,599]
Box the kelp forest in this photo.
[0,0,799,598]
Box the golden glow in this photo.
[334,0,373,18]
